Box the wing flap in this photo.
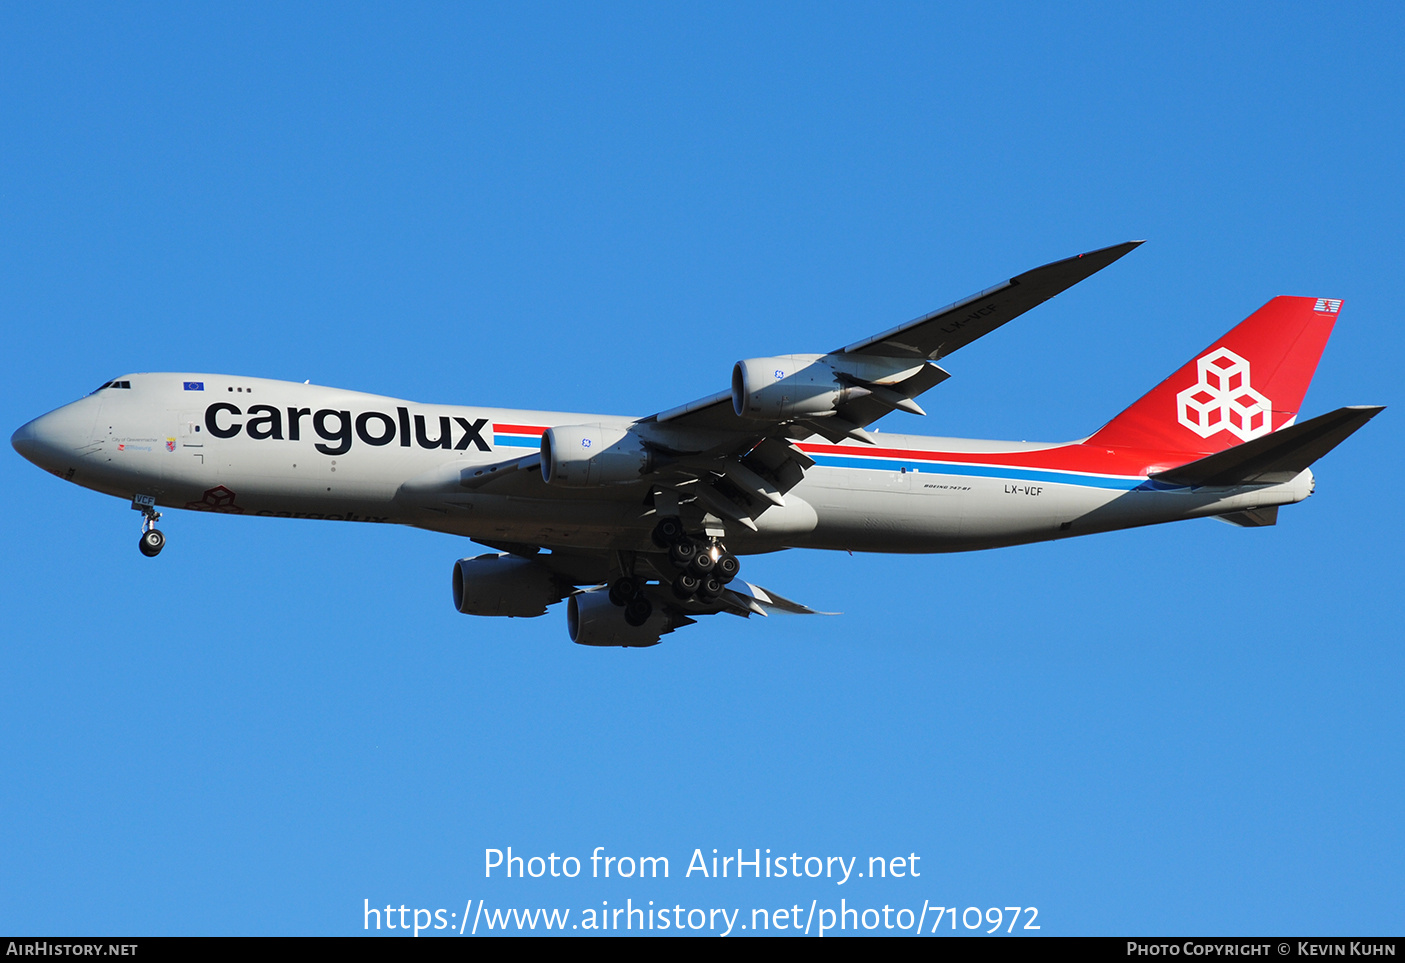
[832,361,949,428]
[729,580,836,616]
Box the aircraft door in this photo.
[179,411,204,452]
[174,410,214,484]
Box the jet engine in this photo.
[567,590,667,647]
[540,424,651,486]
[731,354,928,420]
[452,553,565,617]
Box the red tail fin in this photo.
[1088,296,1340,454]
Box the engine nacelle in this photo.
[567,590,666,647]
[731,354,927,420]
[452,554,563,618]
[540,424,651,486]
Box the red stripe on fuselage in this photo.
[796,441,1198,479]
[499,421,1192,479]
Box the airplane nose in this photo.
[11,418,44,464]
[10,421,38,461]
[12,401,99,473]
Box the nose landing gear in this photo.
[133,493,165,557]
[139,527,165,557]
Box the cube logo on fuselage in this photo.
[203,403,491,456]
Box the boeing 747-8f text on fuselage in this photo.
[12,243,1383,646]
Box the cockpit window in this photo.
[88,380,131,394]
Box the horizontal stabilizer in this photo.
[1151,406,1384,487]
[1216,506,1279,527]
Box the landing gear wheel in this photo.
[716,552,740,583]
[651,516,685,548]
[698,575,724,600]
[608,577,638,607]
[139,529,165,557]
[672,573,700,600]
[668,539,697,570]
[689,548,716,576]
[624,594,653,627]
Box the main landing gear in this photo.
[652,516,740,603]
[133,494,165,557]
[606,517,744,623]
[608,575,655,627]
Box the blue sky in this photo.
[2,3,1401,936]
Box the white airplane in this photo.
[12,242,1382,646]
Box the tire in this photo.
[139,529,165,557]
[608,577,637,607]
[652,516,685,548]
[716,552,740,583]
[624,594,653,627]
[669,539,697,570]
[689,549,716,576]
[672,573,700,600]
[698,575,723,599]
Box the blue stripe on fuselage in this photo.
[488,437,1159,490]
[808,452,1146,490]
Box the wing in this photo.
[649,240,1142,436]
[617,242,1143,528]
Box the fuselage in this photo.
[12,372,1314,555]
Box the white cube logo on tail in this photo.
[1176,347,1273,441]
